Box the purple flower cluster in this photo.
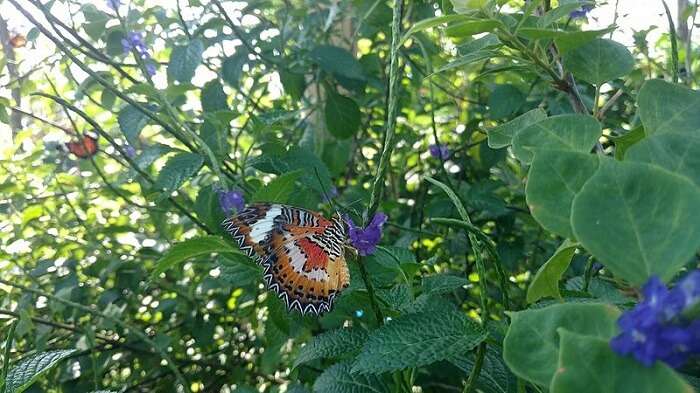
[217,189,245,215]
[429,144,449,160]
[107,0,120,11]
[123,144,136,158]
[122,32,156,76]
[345,213,387,256]
[610,270,700,368]
[570,3,594,18]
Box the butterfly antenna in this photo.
[313,167,339,214]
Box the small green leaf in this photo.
[487,108,547,149]
[152,236,240,277]
[571,158,700,285]
[444,19,501,37]
[4,350,76,393]
[611,125,646,160]
[81,4,109,40]
[512,114,601,164]
[221,53,247,87]
[200,118,230,159]
[324,91,361,140]
[351,309,487,374]
[252,170,303,203]
[550,330,694,393]
[503,303,620,387]
[201,80,228,112]
[637,79,700,135]
[154,152,205,194]
[488,84,525,119]
[562,38,635,85]
[279,71,305,101]
[313,361,388,393]
[0,102,9,124]
[525,150,599,238]
[168,39,204,82]
[434,50,498,74]
[526,239,579,303]
[294,327,368,368]
[118,104,153,146]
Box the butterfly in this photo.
[64,134,98,159]
[9,34,26,48]
[222,203,350,315]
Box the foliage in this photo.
[1,0,700,392]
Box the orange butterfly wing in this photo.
[223,203,349,315]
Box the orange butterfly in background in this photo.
[64,134,99,159]
[9,34,26,48]
[222,203,350,315]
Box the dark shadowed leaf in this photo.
[324,91,361,139]
[168,39,204,82]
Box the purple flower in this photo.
[429,144,449,160]
[570,3,594,18]
[345,212,387,256]
[123,144,136,158]
[610,270,700,368]
[122,32,156,76]
[217,189,245,215]
[107,0,120,10]
[323,186,338,202]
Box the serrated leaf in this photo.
[422,274,470,295]
[450,347,517,393]
[351,309,487,374]
[294,327,368,368]
[526,239,578,303]
[168,39,204,82]
[218,254,260,287]
[154,152,204,193]
[4,349,76,393]
[118,104,154,146]
[152,236,240,277]
[252,170,303,204]
[313,361,388,393]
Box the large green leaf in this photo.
[324,91,361,140]
[168,39,204,82]
[571,158,700,285]
[152,236,240,276]
[154,152,205,194]
[503,303,620,387]
[526,239,578,303]
[294,327,368,368]
[252,170,303,203]
[512,114,601,164]
[525,150,599,238]
[637,79,700,135]
[218,254,260,287]
[422,274,470,295]
[550,330,693,393]
[627,132,700,187]
[313,361,387,393]
[249,146,331,193]
[562,38,634,85]
[4,350,76,393]
[221,52,247,87]
[487,108,547,149]
[351,309,486,374]
[118,104,153,146]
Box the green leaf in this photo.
[487,108,547,148]
[488,84,525,119]
[0,102,9,124]
[503,303,620,387]
[154,152,205,194]
[562,38,634,85]
[422,274,470,295]
[218,254,260,287]
[444,19,501,37]
[152,236,240,277]
[200,118,229,159]
[627,132,700,187]
[526,239,579,303]
[512,114,602,164]
[516,27,613,51]
[294,327,368,368]
[221,53,247,87]
[401,15,473,44]
[525,150,599,238]
[550,330,693,393]
[324,91,361,140]
[118,104,152,146]
[313,361,388,393]
[611,125,646,160]
[351,309,487,374]
[82,4,109,40]
[249,146,332,193]
[252,170,303,203]
[105,30,126,56]
[450,0,490,13]
[637,79,700,135]
[194,185,225,232]
[201,80,228,112]
[4,350,76,393]
[450,347,517,393]
[279,71,305,101]
[310,45,365,83]
[571,158,700,285]
[168,39,204,82]
[434,50,498,74]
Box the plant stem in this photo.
[463,342,486,393]
[0,321,17,393]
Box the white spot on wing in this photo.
[249,206,280,244]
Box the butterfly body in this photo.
[223,203,350,315]
[64,135,98,158]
